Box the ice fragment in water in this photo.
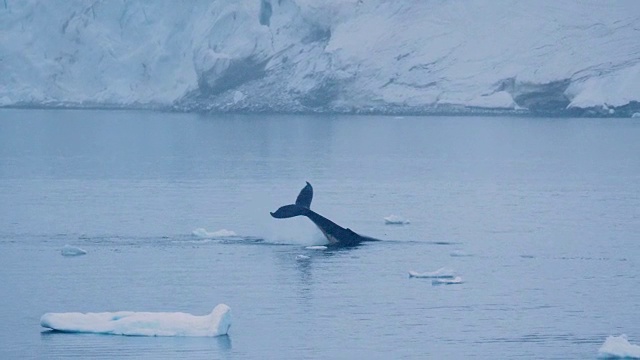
[40,304,231,337]
[384,215,410,225]
[598,335,640,359]
[61,245,87,257]
[409,268,456,279]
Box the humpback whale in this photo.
[270,182,380,247]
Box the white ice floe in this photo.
[409,268,456,279]
[40,304,231,337]
[432,277,464,285]
[192,228,237,238]
[296,255,310,261]
[61,245,87,257]
[598,335,640,359]
[384,215,410,225]
[305,246,328,250]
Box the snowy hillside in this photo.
[1,0,639,115]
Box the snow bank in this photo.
[40,304,231,337]
[409,268,456,279]
[61,245,87,257]
[192,228,237,238]
[598,335,640,359]
[384,215,410,225]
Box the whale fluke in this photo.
[270,182,379,247]
[295,181,313,208]
[270,204,308,219]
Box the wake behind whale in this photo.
[270,182,380,247]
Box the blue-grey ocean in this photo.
[0,109,638,359]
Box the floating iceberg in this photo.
[384,215,410,225]
[192,228,237,238]
[409,268,456,279]
[61,245,87,257]
[432,277,464,285]
[305,246,328,250]
[598,335,640,359]
[40,304,231,337]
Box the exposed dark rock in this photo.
[259,0,272,26]
[302,25,331,44]
[297,78,341,108]
[197,56,270,96]
[512,79,571,111]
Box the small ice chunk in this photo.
[598,335,640,359]
[632,112,640,118]
[40,304,231,337]
[384,215,410,225]
[450,250,473,257]
[305,246,328,250]
[409,268,456,279]
[192,228,237,238]
[432,276,463,285]
[61,245,87,257]
[296,255,310,261]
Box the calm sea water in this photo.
[0,109,638,359]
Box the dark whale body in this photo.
[270,182,380,247]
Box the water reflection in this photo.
[40,330,233,357]
[294,252,314,308]
[215,335,232,351]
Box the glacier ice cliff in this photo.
[1,0,639,116]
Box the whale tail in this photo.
[270,182,313,219]
[270,181,381,247]
[295,181,313,208]
[270,204,308,218]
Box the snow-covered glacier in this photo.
[1,0,639,115]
